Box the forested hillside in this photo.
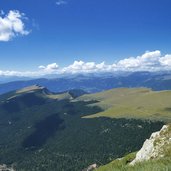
[0,86,165,170]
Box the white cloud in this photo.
[116,50,162,71]
[39,63,59,72]
[1,50,171,77]
[160,55,171,67]
[0,10,30,41]
[62,61,110,73]
[56,0,67,6]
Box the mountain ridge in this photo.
[1,71,171,95]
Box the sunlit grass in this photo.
[77,88,171,122]
[96,154,171,171]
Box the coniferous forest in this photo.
[0,94,164,171]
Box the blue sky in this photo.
[0,0,171,75]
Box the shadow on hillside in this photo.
[22,114,64,149]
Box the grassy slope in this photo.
[96,124,171,171]
[79,88,171,170]
[77,88,171,122]
[96,153,171,171]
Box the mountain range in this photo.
[1,71,171,95]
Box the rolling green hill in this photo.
[0,86,169,170]
[77,88,171,170]
[78,88,171,122]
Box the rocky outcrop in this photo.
[0,164,15,171]
[130,124,171,165]
[82,163,97,171]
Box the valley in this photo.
[0,85,166,170]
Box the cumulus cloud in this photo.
[160,55,171,67]
[116,50,162,71]
[41,50,171,74]
[39,63,59,72]
[56,0,67,6]
[62,61,112,73]
[1,50,171,77]
[0,10,30,41]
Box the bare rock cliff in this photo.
[130,124,171,165]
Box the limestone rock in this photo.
[130,125,171,165]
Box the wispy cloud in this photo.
[0,10,30,41]
[1,50,171,77]
[56,0,67,6]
